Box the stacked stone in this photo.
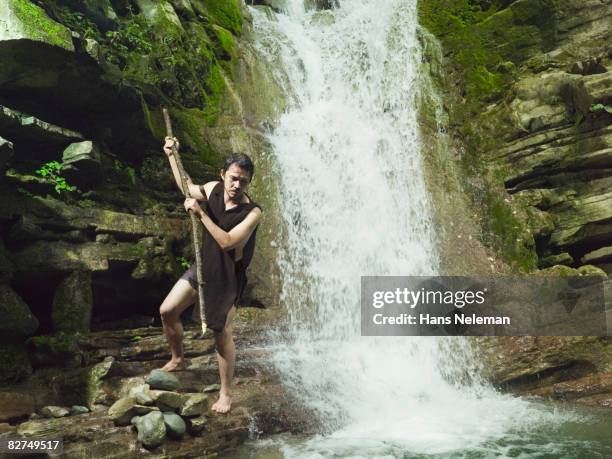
[108,370,208,448]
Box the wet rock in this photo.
[29,412,42,420]
[180,393,208,417]
[108,397,138,425]
[128,384,154,406]
[185,415,207,435]
[145,369,181,391]
[203,383,221,393]
[131,411,166,448]
[162,412,186,439]
[150,390,187,411]
[69,405,90,415]
[0,284,39,337]
[51,270,93,333]
[40,405,69,418]
[17,417,65,437]
[61,141,102,189]
[304,0,338,11]
[108,397,158,425]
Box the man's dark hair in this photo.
[222,153,254,180]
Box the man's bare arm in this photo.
[185,199,262,252]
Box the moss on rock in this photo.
[0,340,32,386]
[191,0,242,35]
[0,0,74,50]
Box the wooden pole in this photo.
[162,108,207,334]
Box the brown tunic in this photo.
[181,181,261,331]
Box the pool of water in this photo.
[226,401,612,458]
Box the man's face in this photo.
[221,164,251,200]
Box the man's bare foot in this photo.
[160,359,186,372]
[211,393,232,413]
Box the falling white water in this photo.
[248,1,585,456]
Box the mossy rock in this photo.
[190,0,242,35]
[0,284,39,337]
[0,340,32,386]
[0,0,74,50]
[51,270,93,333]
[27,331,86,368]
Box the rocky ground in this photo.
[0,308,314,458]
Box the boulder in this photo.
[150,390,187,411]
[108,397,138,426]
[61,141,102,189]
[128,384,154,406]
[144,370,181,391]
[162,411,186,439]
[40,406,69,418]
[131,411,166,448]
[0,284,38,337]
[69,405,89,415]
[203,383,220,393]
[180,393,208,417]
[185,415,207,435]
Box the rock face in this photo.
[419,0,612,404]
[419,0,612,275]
[0,0,282,387]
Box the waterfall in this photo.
[249,1,582,456]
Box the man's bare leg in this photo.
[211,305,237,413]
[159,279,197,371]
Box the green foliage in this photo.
[114,159,137,185]
[590,103,612,114]
[57,7,101,40]
[105,19,153,67]
[35,161,76,195]
[176,256,190,269]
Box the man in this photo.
[159,136,262,414]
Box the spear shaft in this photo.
[162,108,207,334]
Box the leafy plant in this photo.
[590,103,612,114]
[35,161,76,195]
[105,19,153,67]
[114,159,137,185]
[57,7,101,41]
[176,256,190,269]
